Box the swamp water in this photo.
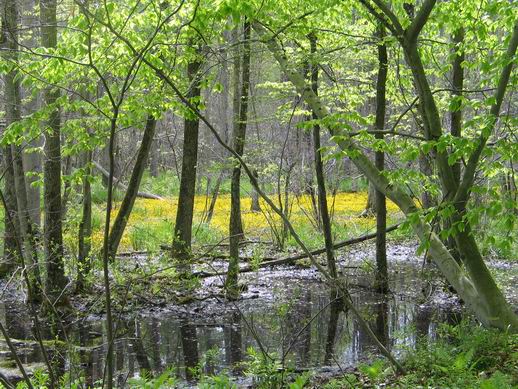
[0,243,469,387]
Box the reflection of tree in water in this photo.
[282,287,312,367]
[324,296,342,365]
[224,311,242,373]
[180,320,199,380]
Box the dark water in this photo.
[0,245,465,387]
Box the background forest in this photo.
[0,0,517,388]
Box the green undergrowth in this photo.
[322,321,518,388]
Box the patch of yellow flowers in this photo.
[88,191,399,252]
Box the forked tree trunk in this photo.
[172,47,202,273]
[225,18,251,299]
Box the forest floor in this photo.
[1,237,517,387]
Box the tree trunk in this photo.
[309,32,337,280]
[1,2,22,276]
[363,181,376,215]
[445,27,465,264]
[250,169,261,212]
[108,116,157,258]
[374,24,388,294]
[12,143,42,292]
[171,47,202,273]
[1,146,20,276]
[77,150,92,292]
[2,0,41,297]
[205,171,223,224]
[225,19,251,299]
[41,0,67,303]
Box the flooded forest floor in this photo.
[0,239,517,387]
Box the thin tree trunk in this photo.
[77,150,92,292]
[374,24,388,294]
[108,115,157,258]
[41,0,67,304]
[225,19,251,299]
[309,32,337,280]
[205,170,223,224]
[171,46,202,273]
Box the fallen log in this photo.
[92,161,163,200]
[194,223,400,277]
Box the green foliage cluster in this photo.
[324,321,518,388]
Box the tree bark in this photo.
[171,46,202,272]
[374,24,388,294]
[250,169,261,212]
[225,19,251,299]
[77,150,92,292]
[2,0,41,296]
[309,32,337,281]
[41,0,67,303]
[108,115,157,258]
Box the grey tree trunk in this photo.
[225,19,251,299]
[171,47,202,273]
[41,0,67,303]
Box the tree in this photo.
[253,6,518,329]
[171,44,203,274]
[40,0,67,304]
[373,24,388,293]
[308,32,337,282]
[225,18,252,299]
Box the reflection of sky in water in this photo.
[0,258,463,386]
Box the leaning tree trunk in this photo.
[250,169,261,212]
[374,24,389,294]
[108,115,157,258]
[225,18,251,300]
[41,0,67,304]
[254,21,518,331]
[171,47,202,274]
